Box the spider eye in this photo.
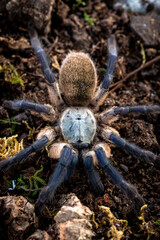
[59,52,97,106]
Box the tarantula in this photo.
[1,30,160,215]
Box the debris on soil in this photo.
[54,193,94,240]
[0,134,23,160]
[0,0,55,35]
[26,229,51,240]
[0,195,37,240]
[98,206,128,240]
[113,0,160,14]
[130,13,160,46]
[0,36,30,52]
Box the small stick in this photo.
[108,55,160,95]
[19,186,43,192]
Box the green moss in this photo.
[83,11,95,26]
[0,63,25,87]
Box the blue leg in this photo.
[99,105,160,123]
[95,147,145,211]
[0,136,49,172]
[35,146,77,215]
[13,112,30,122]
[92,35,117,108]
[29,29,56,84]
[103,129,160,166]
[3,100,54,115]
[84,154,104,195]
[101,35,117,90]
[29,29,64,108]
[65,151,78,181]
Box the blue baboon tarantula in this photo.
[1,29,160,215]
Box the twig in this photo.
[18,186,43,192]
[109,55,160,95]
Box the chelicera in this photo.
[1,29,160,214]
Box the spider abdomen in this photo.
[60,107,96,146]
[59,52,97,106]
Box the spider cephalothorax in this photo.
[1,29,160,215]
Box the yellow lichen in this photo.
[138,204,148,224]
[22,120,38,141]
[137,204,155,240]
[0,135,23,160]
[52,55,60,71]
[98,206,128,240]
[92,213,99,229]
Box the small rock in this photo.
[54,193,95,240]
[0,195,37,240]
[38,82,46,90]
[130,13,160,46]
[1,0,55,35]
[27,229,51,240]
[120,164,129,173]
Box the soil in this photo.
[0,0,160,239]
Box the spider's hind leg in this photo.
[95,144,145,211]
[29,29,64,108]
[91,35,117,109]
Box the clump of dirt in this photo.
[0,0,160,239]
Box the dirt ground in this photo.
[0,0,160,239]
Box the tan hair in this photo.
[59,52,97,106]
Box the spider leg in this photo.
[0,127,55,172]
[0,136,49,172]
[99,105,160,124]
[29,29,64,108]
[91,35,117,109]
[84,151,104,195]
[65,151,78,181]
[11,112,29,122]
[3,100,56,122]
[95,145,145,211]
[102,128,160,166]
[35,145,78,215]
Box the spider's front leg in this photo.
[101,128,160,166]
[0,127,55,172]
[84,151,104,195]
[29,29,64,109]
[94,143,145,211]
[35,143,78,215]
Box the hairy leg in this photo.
[35,144,78,215]
[101,128,160,166]
[91,35,117,109]
[95,144,145,211]
[84,151,104,195]
[29,28,64,108]
[3,99,56,122]
[99,105,160,124]
[0,127,55,172]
